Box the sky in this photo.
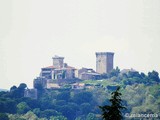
[0,0,160,89]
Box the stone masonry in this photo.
[96,52,114,74]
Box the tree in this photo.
[9,85,19,98]
[73,91,93,104]
[86,113,97,120]
[18,83,27,97]
[99,86,126,120]
[101,73,108,79]
[56,91,70,101]
[127,71,141,78]
[50,115,67,120]
[18,83,27,90]
[17,102,31,114]
[59,105,76,120]
[108,67,120,78]
[10,85,17,92]
[0,113,9,120]
[0,98,17,113]
[80,103,92,115]
[9,83,27,98]
[8,114,23,120]
[33,108,41,117]
[148,70,159,82]
[40,109,61,119]
[22,111,38,120]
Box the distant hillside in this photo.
[0,68,159,120]
[0,88,8,92]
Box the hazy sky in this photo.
[0,0,160,89]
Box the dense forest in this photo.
[0,68,160,120]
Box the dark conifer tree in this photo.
[99,86,126,120]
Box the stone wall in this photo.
[96,52,114,74]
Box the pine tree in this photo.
[99,86,126,120]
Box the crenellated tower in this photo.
[96,52,114,74]
[52,55,64,68]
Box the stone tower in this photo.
[52,55,64,68]
[96,52,114,74]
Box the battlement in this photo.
[52,55,64,68]
[52,55,64,59]
[95,52,114,56]
[96,52,114,74]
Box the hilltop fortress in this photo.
[25,52,114,98]
[33,52,114,90]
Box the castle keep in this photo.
[96,52,114,74]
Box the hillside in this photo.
[0,89,8,92]
[0,68,160,120]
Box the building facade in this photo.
[40,55,76,80]
[24,89,38,99]
[33,55,76,89]
[96,52,114,74]
[78,67,101,80]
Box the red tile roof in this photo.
[42,65,76,69]
[42,66,56,69]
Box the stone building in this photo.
[71,83,85,89]
[33,55,76,89]
[33,52,115,90]
[96,52,114,74]
[24,89,38,99]
[46,79,60,89]
[78,67,101,80]
[33,77,47,88]
[40,55,76,80]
